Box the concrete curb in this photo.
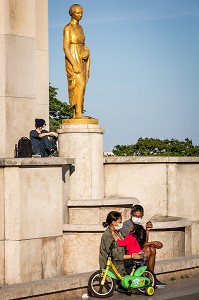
[0,272,92,300]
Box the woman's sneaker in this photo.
[155,279,167,288]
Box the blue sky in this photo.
[49,0,199,151]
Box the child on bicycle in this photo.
[112,223,147,259]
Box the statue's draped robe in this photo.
[64,23,90,110]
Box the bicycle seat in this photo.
[125,259,146,269]
[131,259,144,264]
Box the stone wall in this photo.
[104,156,199,255]
[1,155,198,281]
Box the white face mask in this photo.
[132,217,142,225]
[114,222,123,231]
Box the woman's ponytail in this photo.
[102,221,108,228]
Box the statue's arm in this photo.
[63,25,80,73]
[86,55,90,83]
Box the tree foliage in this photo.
[49,83,72,131]
[112,138,199,157]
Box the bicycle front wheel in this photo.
[88,270,116,298]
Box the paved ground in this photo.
[73,275,199,300]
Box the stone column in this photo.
[58,121,104,200]
[0,0,49,158]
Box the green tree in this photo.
[112,138,199,157]
[49,83,73,131]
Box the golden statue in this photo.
[63,4,90,119]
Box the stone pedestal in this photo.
[58,122,104,200]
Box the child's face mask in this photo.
[132,217,142,225]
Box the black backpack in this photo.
[17,137,32,158]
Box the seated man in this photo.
[120,204,167,288]
[30,118,58,157]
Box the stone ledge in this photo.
[63,224,105,232]
[155,254,199,275]
[0,272,91,300]
[63,215,191,233]
[58,123,104,134]
[151,216,192,229]
[0,255,198,299]
[0,157,75,167]
[104,156,199,164]
[67,197,139,208]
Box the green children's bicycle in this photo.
[88,242,155,298]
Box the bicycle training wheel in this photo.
[88,270,116,298]
[146,286,155,296]
[137,268,156,295]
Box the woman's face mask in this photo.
[132,217,142,225]
[114,222,123,231]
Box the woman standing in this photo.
[63,4,90,119]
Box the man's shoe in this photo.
[155,279,167,288]
[49,149,58,157]
[116,285,131,294]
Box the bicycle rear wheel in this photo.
[88,270,116,298]
[137,268,156,294]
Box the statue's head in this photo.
[69,4,83,17]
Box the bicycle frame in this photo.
[101,256,123,283]
[101,255,151,290]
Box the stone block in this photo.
[1,0,35,37]
[167,164,178,215]
[4,97,37,157]
[62,165,71,224]
[185,225,192,256]
[35,0,48,50]
[90,132,104,199]
[4,167,20,240]
[5,236,63,284]
[0,1,4,35]
[0,36,5,96]
[191,222,199,254]
[0,169,4,239]
[36,50,49,105]
[0,241,5,284]
[69,207,131,225]
[68,133,92,199]
[5,167,63,240]
[69,207,100,225]
[104,163,167,220]
[5,241,21,283]
[100,207,131,224]
[5,35,36,98]
[41,236,63,279]
[169,164,199,220]
[63,232,101,274]
[149,230,185,260]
